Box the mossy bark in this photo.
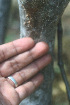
[18,0,70,105]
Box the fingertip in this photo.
[41,42,49,51]
[47,54,52,63]
[37,73,44,82]
[23,37,35,45]
[31,42,49,59]
[31,73,44,87]
[13,37,35,52]
[37,73,44,85]
[35,42,49,54]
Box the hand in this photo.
[0,37,51,105]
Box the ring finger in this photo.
[7,54,51,88]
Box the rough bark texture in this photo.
[0,0,11,44]
[18,0,70,105]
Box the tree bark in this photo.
[0,0,11,44]
[18,0,70,105]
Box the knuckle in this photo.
[23,85,29,96]
[9,59,20,73]
[18,71,26,82]
[31,81,36,90]
[0,49,5,62]
[24,82,36,96]
[28,50,35,61]
[11,41,18,55]
[33,61,40,71]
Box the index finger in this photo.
[0,37,35,63]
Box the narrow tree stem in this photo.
[57,19,70,104]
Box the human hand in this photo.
[0,37,51,105]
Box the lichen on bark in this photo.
[18,0,70,105]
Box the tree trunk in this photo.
[0,0,11,44]
[18,0,70,105]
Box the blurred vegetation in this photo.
[53,3,70,105]
[5,1,70,105]
[5,0,19,43]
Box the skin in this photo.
[0,37,51,105]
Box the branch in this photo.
[57,19,70,104]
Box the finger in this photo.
[0,79,20,105]
[15,74,44,101]
[7,54,51,87]
[1,42,49,77]
[0,37,35,63]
